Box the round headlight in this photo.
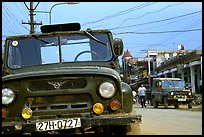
[170,92,174,95]
[188,92,192,96]
[2,88,15,105]
[99,82,116,98]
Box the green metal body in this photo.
[151,78,194,108]
[2,25,141,134]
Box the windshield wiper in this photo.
[84,31,107,46]
[31,35,57,46]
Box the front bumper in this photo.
[167,97,193,103]
[2,114,142,134]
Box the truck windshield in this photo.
[7,33,112,69]
[161,80,185,88]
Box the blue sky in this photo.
[2,2,202,60]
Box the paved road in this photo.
[134,104,202,135]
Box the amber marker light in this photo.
[93,103,104,115]
[21,108,33,120]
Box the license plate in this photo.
[36,118,81,131]
[178,98,186,101]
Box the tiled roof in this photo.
[122,50,133,61]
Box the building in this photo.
[121,49,134,83]
[122,49,202,94]
[156,50,202,93]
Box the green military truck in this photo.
[2,23,142,135]
[150,78,194,109]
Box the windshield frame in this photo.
[6,32,113,69]
[161,80,186,88]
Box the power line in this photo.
[129,16,197,33]
[90,2,186,30]
[3,3,30,33]
[2,3,22,35]
[109,10,201,30]
[82,2,157,26]
[2,16,18,35]
[125,43,175,50]
[113,28,201,35]
[127,12,201,37]
[115,2,184,28]
[155,14,201,45]
[16,3,29,20]
[124,40,201,47]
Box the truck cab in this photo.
[151,78,194,109]
[2,23,142,135]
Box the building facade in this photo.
[122,49,202,94]
[156,50,202,93]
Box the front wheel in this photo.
[100,124,141,135]
[99,125,126,135]
[188,101,193,109]
[150,99,153,106]
[126,123,141,135]
[163,97,169,109]
[174,104,179,109]
[152,97,158,108]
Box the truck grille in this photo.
[26,94,92,111]
[28,78,87,91]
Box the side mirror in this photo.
[113,38,123,56]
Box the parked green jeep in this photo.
[2,23,142,135]
[151,78,194,109]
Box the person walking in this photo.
[132,90,137,104]
[132,84,139,104]
[138,84,147,108]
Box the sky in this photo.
[2,2,202,62]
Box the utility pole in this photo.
[147,51,151,87]
[22,2,42,34]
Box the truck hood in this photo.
[2,66,121,82]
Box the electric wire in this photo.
[109,11,201,30]
[155,14,201,45]
[3,3,30,33]
[124,13,201,36]
[16,2,29,20]
[82,2,157,26]
[90,2,185,30]
[113,28,201,35]
[2,11,19,35]
[115,2,184,29]
[2,2,201,53]
[2,3,22,35]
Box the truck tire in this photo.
[188,101,193,109]
[99,125,126,135]
[152,98,158,108]
[109,126,126,135]
[163,97,169,109]
[126,123,141,135]
[150,100,153,106]
[174,104,179,109]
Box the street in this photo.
[134,104,202,135]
